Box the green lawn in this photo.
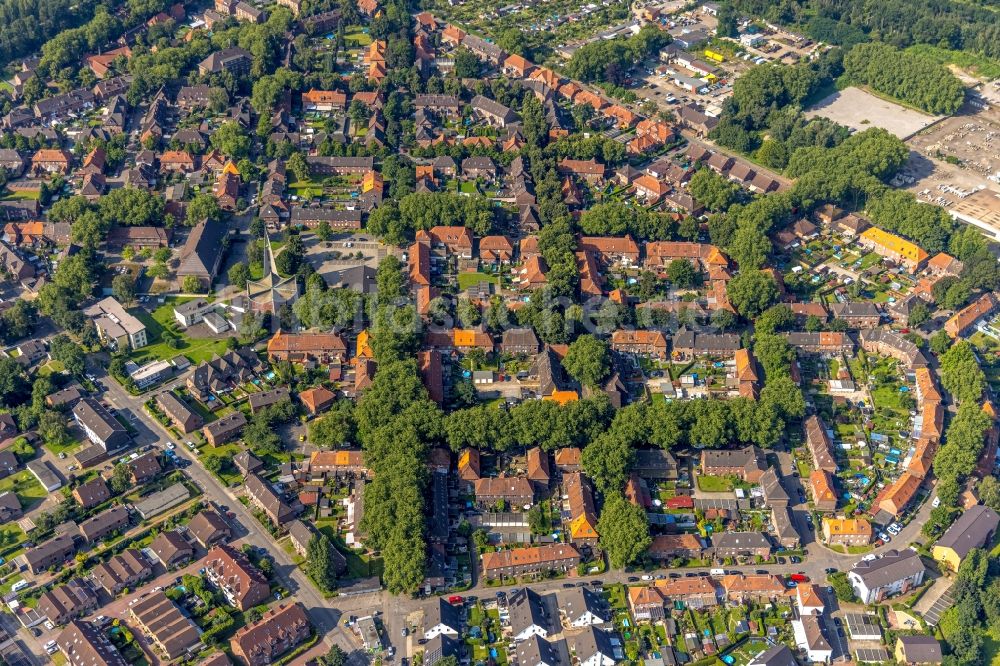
[697,475,735,493]
[2,189,40,201]
[129,300,233,365]
[344,28,372,46]
[457,272,499,290]
[984,625,1000,665]
[45,437,85,457]
[0,471,47,510]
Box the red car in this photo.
[448,595,464,605]
[790,574,809,583]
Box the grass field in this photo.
[0,471,47,510]
[457,272,499,290]
[45,437,85,457]
[129,299,232,365]
[343,28,373,46]
[697,475,735,493]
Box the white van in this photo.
[10,580,29,592]
[710,568,725,576]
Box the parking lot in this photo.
[902,96,1000,205]
[806,86,942,139]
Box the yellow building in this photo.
[931,504,999,571]
[858,227,929,272]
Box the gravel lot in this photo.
[806,86,941,139]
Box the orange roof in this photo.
[809,469,836,504]
[928,252,959,271]
[914,367,941,404]
[299,386,335,413]
[453,328,493,349]
[554,447,581,467]
[355,330,373,359]
[908,437,937,479]
[945,292,999,338]
[721,574,786,596]
[545,389,578,405]
[481,543,580,571]
[734,348,759,382]
[442,24,466,43]
[504,54,532,73]
[529,67,560,88]
[267,330,347,354]
[310,449,365,468]
[879,472,922,516]
[628,585,666,608]
[32,148,71,163]
[604,104,637,127]
[578,235,640,257]
[633,173,670,197]
[160,150,194,164]
[797,583,824,609]
[302,89,347,105]
[574,90,605,111]
[610,329,668,348]
[653,576,717,597]
[823,517,872,538]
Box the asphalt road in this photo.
[91,364,368,658]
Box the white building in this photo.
[84,297,148,350]
[848,549,925,604]
[173,299,216,327]
[792,616,832,664]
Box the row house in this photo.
[848,549,925,604]
[673,328,740,360]
[804,415,837,473]
[231,603,312,666]
[945,291,1000,338]
[783,331,854,355]
[301,89,347,112]
[245,472,299,527]
[266,330,347,363]
[700,445,766,483]
[481,543,581,579]
[308,450,369,478]
[565,472,599,545]
[204,545,271,611]
[578,235,640,265]
[470,95,517,127]
[822,517,872,547]
[557,158,605,185]
[610,329,668,359]
[830,301,881,328]
[474,476,533,508]
[858,227,929,272]
[647,534,706,561]
[720,574,787,603]
[859,329,929,368]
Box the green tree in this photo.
[305,533,339,593]
[829,571,856,603]
[562,334,610,388]
[228,263,251,288]
[727,271,779,318]
[597,493,651,568]
[666,259,700,288]
[186,194,223,226]
[181,275,202,293]
[49,334,85,376]
[939,341,985,403]
[314,220,333,242]
[210,121,251,159]
[112,273,136,307]
[109,463,133,494]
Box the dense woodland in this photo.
[730,0,1000,61]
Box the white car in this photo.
[641,575,653,581]
[44,621,54,630]
[888,523,902,535]
[932,496,941,508]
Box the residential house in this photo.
[565,472,599,544]
[129,592,202,661]
[203,411,247,446]
[792,615,832,664]
[25,534,76,574]
[945,292,1000,338]
[610,330,668,359]
[848,549,925,604]
[700,445,766,482]
[805,415,838,474]
[205,545,271,610]
[57,620,129,666]
[810,469,838,512]
[73,477,111,510]
[474,476,533,508]
[424,598,461,639]
[481,543,581,579]
[149,530,194,569]
[198,48,252,75]
[830,301,882,328]
[156,392,204,433]
[895,636,942,665]
[501,327,540,356]
[38,579,99,625]
[508,588,550,641]
[711,532,772,559]
[91,549,152,596]
[299,386,336,416]
[73,397,130,451]
[78,505,130,543]
[932,504,1000,571]
[84,297,147,350]
[188,509,232,549]
[230,603,312,666]
[720,574,787,603]
[245,472,299,527]
[568,626,617,666]
[859,227,929,272]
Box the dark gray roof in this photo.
[568,626,615,663]
[508,588,547,635]
[748,644,797,666]
[850,549,924,589]
[897,635,942,663]
[935,505,1000,560]
[178,219,228,280]
[426,598,461,633]
[556,586,607,624]
[515,635,567,666]
[711,531,772,550]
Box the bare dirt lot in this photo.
[805,86,941,139]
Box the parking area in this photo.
[806,86,942,139]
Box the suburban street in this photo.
[79,353,940,665]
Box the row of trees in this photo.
[366,192,497,246]
[844,42,965,115]
[564,24,668,85]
